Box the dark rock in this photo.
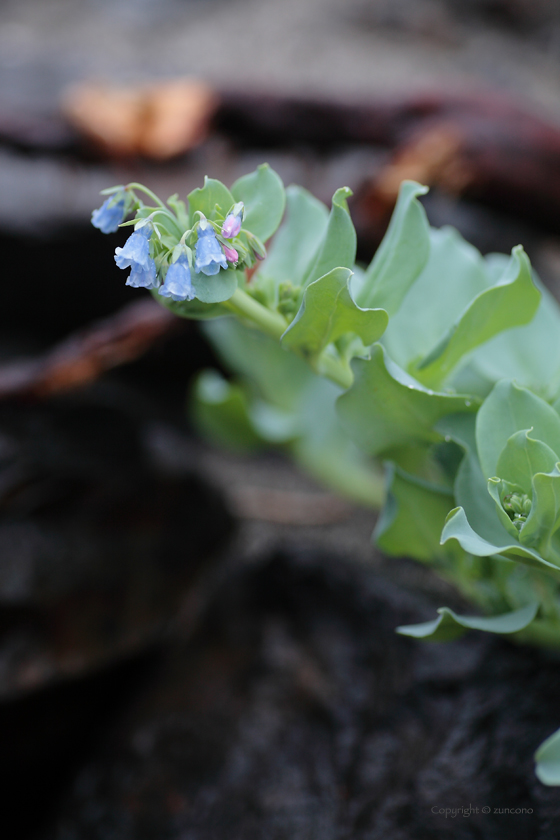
[46,547,560,839]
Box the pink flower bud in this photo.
[221,213,242,239]
[223,244,239,263]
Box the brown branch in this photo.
[0,299,181,401]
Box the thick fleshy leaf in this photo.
[467,264,560,400]
[374,464,455,562]
[231,164,286,242]
[188,177,234,220]
[337,344,478,457]
[381,226,490,370]
[357,180,430,314]
[496,430,559,494]
[414,246,540,389]
[256,185,328,287]
[152,289,228,320]
[191,370,263,452]
[291,376,384,508]
[303,187,356,287]
[536,728,560,785]
[249,401,299,444]
[522,466,560,550]
[281,267,388,365]
[441,507,560,576]
[202,318,384,508]
[397,602,538,642]
[191,268,239,303]
[476,380,560,479]
[203,317,311,410]
[436,413,513,545]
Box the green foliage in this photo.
[188,177,235,220]
[356,181,430,314]
[380,225,490,373]
[441,506,560,575]
[302,187,356,288]
[476,381,560,479]
[199,318,384,508]
[191,268,241,304]
[397,602,538,642]
[337,345,478,457]
[98,167,560,786]
[374,465,455,562]
[281,267,388,372]
[414,246,539,389]
[231,163,286,243]
[257,185,329,293]
[536,728,560,785]
[154,292,228,321]
[467,270,560,399]
[192,370,264,452]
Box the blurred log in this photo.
[0,393,233,838]
[221,89,560,232]
[352,97,560,239]
[45,548,560,839]
[0,394,232,701]
[0,299,181,401]
[2,87,560,231]
[61,80,219,159]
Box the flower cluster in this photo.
[114,227,157,289]
[91,184,261,303]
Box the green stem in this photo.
[127,183,167,209]
[223,289,354,390]
[149,209,184,238]
[223,288,288,340]
[316,353,353,390]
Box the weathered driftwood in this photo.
[0,299,180,401]
[0,392,232,702]
[2,89,560,231]
[45,547,560,839]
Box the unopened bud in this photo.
[223,244,239,263]
[221,202,244,239]
[247,232,267,260]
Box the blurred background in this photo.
[2,1,560,837]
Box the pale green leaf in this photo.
[188,177,234,220]
[303,187,356,287]
[441,507,560,576]
[203,317,312,410]
[231,163,286,242]
[495,430,558,493]
[536,728,560,785]
[191,267,239,303]
[522,467,560,550]
[337,344,478,457]
[476,380,560,479]
[291,376,384,508]
[415,246,540,389]
[374,464,454,562]
[382,226,490,370]
[191,370,263,452]
[256,185,328,287]
[152,289,228,320]
[281,267,388,364]
[202,318,384,507]
[467,267,560,400]
[436,413,514,546]
[397,602,538,642]
[357,180,430,314]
